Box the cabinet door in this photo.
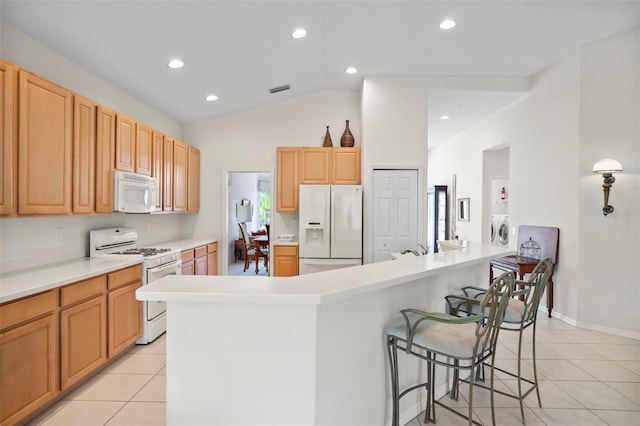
[276,147,299,212]
[173,140,188,212]
[0,314,59,425]
[0,60,17,216]
[331,148,361,184]
[115,114,135,172]
[207,243,218,276]
[60,296,107,390]
[299,148,330,184]
[18,70,72,214]
[151,131,163,210]
[187,146,200,213]
[107,281,142,357]
[95,105,115,213]
[181,259,195,275]
[72,95,96,214]
[135,123,152,176]
[162,136,174,211]
[195,255,207,275]
[273,245,299,277]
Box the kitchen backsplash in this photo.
[0,214,186,273]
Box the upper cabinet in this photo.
[0,60,17,216]
[72,95,96,214]
[162,136,174,212]
[135,123,152,176]
[173,140,188,212]
[276,147,299,213]
[18,70,73,215]
[299,148,330,184]
[276,147,361,212]
[187,146,200,213]
[151,131,163,210]
[95,105,115,213]
[331,148,361,185]
[115,114,135,173]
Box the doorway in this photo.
[223,170,272,276]
[370,168,422,263]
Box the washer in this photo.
[496,215,510,247]
[490,215,499,245]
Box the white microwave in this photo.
[113,171,158,213]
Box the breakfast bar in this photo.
[137,242,511,426]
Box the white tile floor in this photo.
[27,317,639,425]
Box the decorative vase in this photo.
[323,126,333,147]
[340,120,355,147]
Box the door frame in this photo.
[367,165,424,264]
[221,168,274,276]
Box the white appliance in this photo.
[113,171,158,213]
[90,227,181,344]
[298,185,362,274]
[491,215,509,247]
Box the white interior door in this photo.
[371,169,419,263]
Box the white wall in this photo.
[182,90,361,264]
[0,23,187,273]
[428,31,640,338]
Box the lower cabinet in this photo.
[0,290,59,426]
[207,242,218,275]
[194,246,207,275]
[273,245,299,277]
[181,249,195,275]
[60,275,108,390]
[0,264,142,425]
[184,243,218,276]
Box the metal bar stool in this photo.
[445,258,554,424]
[387,271,515,426]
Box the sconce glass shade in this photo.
[593,158,623,174]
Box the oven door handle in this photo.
[148,259,182,277]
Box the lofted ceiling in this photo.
[1,1,638,148]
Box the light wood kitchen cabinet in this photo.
[18,70,72,215]
[152,131,163,210]
[188,146,200,213]
[0,290,59,426]
[181,249,195,275]
[273,245,299,277]
[162,136,174,211]
[135,123,152,176]
[72,95,96,214]
[195,246,207,275]
[60,275,107,390]
[207,242,218,275]
[331,148,361,184]
[95,105,115,213]
[107,265,142,358]
[115,113,135,172]
[173,140,188,212]
[276,147,299,212]
[0,59,17,216]
[299,148,330,184]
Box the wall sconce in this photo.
[592,158,623,216]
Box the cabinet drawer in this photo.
[207,242,218,253]
[108,264,142,291]
[274,245,298,257]
[0,289,58,331]
[194,245,207,258]
[181,249,195,262]
[61,275,107,307]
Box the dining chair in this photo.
[387,271,515,426]
[238,223,267,273]
[445,258,554,424]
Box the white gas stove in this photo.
[90,227,181,344]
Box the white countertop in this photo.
[273,241,298,246]
[0,257,143,304]
[138,242,513,305]
[437,239,469,250]
[153,238,217,251]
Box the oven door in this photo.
[146,260,181,321]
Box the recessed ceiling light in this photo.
[440,115,450,120]
[206,94,218,102]
[439,19,456,30]
[291,28,307,39]
[167,59,184,69]
[345,67,358,74]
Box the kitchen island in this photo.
[137,242,511,426]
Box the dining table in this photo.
[253,235,269,274]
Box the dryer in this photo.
[496,215,510,247]
[490,215,499,245]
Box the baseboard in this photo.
[576,320,640,341]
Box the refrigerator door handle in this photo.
[330,190,335,255]
[299,259,360,266]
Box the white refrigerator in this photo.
[298,184,363,275]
